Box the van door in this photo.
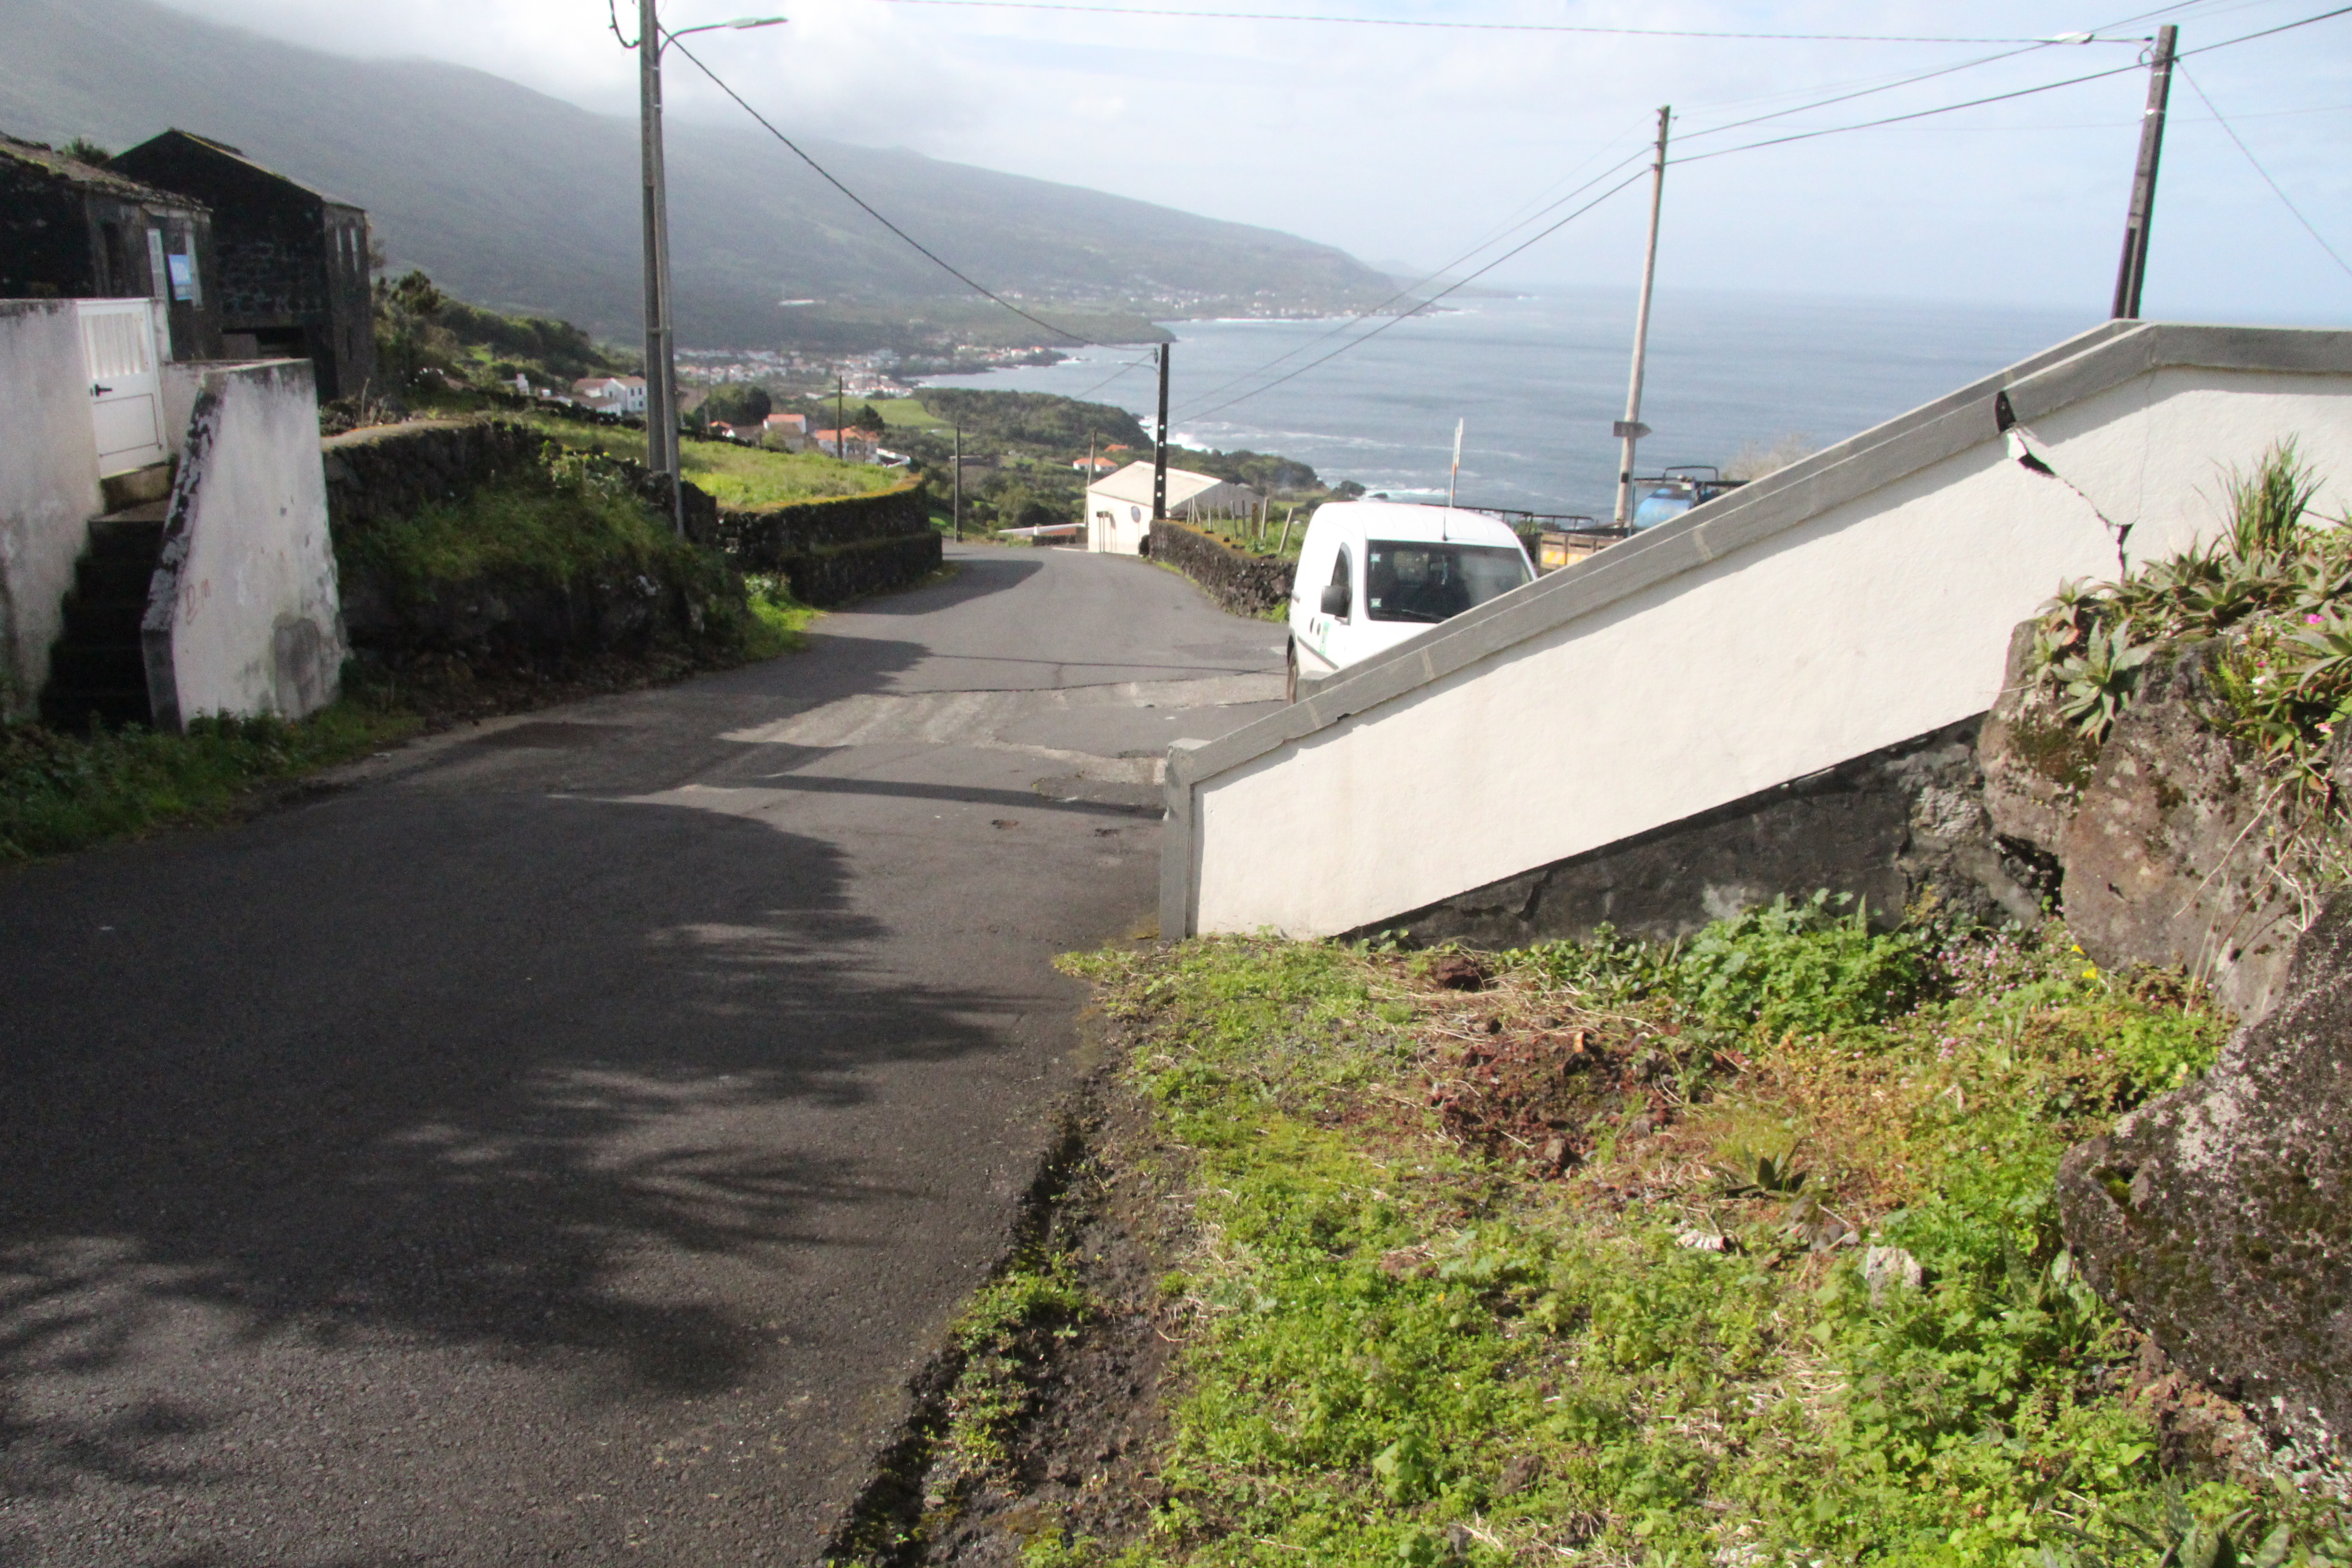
[78,298,167,478]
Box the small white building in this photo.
[1083,460,1259,555]
[571,375,647,416]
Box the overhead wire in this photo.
[1179,167,1651,423]
[2178,64,2352,284]
[661,29,1109,345]
[848,0,2137,43]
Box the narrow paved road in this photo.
[0,545,1283,1566]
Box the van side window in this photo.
[1329,547,1352,621]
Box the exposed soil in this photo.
[824,1044,1192,1565]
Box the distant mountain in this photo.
[0,0,1395,351]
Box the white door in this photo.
[78,298,167,478]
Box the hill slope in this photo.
[0,0,1392,349]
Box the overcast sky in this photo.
[154,0,2352,319]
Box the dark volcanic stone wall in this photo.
[1148,520,1294,618]
[719,482,941,607]
[1359,717,2046,947]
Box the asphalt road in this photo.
[0,544,1284,1566]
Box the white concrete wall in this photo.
[1086,484,1152,554]
[0,300,105,718]
[1169,326,2352,938]
[143,361,345,728]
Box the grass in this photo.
[1039,909,2352,1568]
[498,409,901,510]
[869,397,951,431]
[337,468,710,592]
[0,705,420,862]
[741,573,822,657]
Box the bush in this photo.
[1667,890,1929,1036]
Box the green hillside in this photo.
[0,0,1396,351]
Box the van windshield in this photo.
[1363,541,1529,624]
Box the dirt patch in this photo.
[824,1049,1192,1565]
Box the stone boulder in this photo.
[2057,891,2352,1463]
[1977,626,2301,1022]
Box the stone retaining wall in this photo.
[1148,519,1294,618]
[321,418,719,543]
[719,482,939,606]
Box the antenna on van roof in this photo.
[1444,419,1463,539]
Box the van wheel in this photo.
[1285,637,1298,703]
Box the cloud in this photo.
[139,0,2352,315]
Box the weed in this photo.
[0,705,418,861]
[1053,911,2347,1566]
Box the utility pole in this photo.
[637,0,681,532]
[1152,343,1171,521]
[835,371,846,459]
[1612,104,1671,529]
[2111,25,2178,320]
[952,422,962,541]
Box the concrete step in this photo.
[99,463,174,514]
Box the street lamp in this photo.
[628,6,786,533]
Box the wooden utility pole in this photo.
[1612,105,1671,529]
[952,423,962,540]
[2111,25,2179,320]
[835,372,846,459]
[1152,343,1171,521]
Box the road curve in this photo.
[0,544,1283,1566]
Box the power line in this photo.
[1171,148,1654,414]
[851,0,2140,42]
[2179,64,2352,283]
[1180,169,1651,422]
[662,30,1108,346]
[1671,4,2352,167]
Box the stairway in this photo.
[40,501,168,731]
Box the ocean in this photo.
[913,288,2099,519]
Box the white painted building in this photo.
[571,375,647,416]
[1160,322,2352,941]
[1083,460,1258,555]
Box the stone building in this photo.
[111,130,374,400]
[0,132,223,360]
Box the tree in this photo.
[60,137,111,165]
[849,401,886,436]
[702,383,773,427]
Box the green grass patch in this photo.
[0,705,420,862]
[498,410,900,510]
[1048,917,2348,1567]
[740,573,821,657]
[336,466,706,592]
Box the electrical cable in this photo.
[849,0,2136,43]
[1671,4,2352,167]
[1179,168,1650,422]
[2178,64,2352,284]
[1170,146,1654,414]
[662,29,1109,345]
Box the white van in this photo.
[1286,500,1535,699]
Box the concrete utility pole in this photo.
[2111,25,2178,320]
[638,0,680,530]
[835,371,846,459]
[1612,104,1671,529]
[1152,343,1171,521]
[633,10,785,534]
[952,423,962,541]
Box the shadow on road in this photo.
[0,789,1020,1503]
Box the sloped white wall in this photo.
[1181,361,2352,937]
[143,361,345,728]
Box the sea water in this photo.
[914,287,2097,519]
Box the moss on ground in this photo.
[1018,909,2351,1568]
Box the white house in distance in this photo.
[1084,460,1259,555]
[571,375,647,416]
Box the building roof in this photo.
[0,132,206,209]
[112,129,362,212]
[1087,460,1250,508]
